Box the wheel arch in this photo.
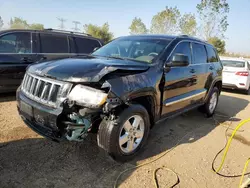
[128,94,157,127]
[204,78,222,102]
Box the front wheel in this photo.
[201,87,219,117]
[97,104,150,162]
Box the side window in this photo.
[75,37,101,54]
[40,33,68,53]
[206,45,219,63]
[170,42,191,63]
[0,32,31,53]
[192,43,207,64]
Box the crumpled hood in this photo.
[27,56,150,82]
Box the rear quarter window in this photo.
[74,37,101,54]
[206,45,219,63]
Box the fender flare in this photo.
[204,77,222,102]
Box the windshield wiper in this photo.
[75,54,96,58]
[105,56,126,60]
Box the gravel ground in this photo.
[1,90,250,188]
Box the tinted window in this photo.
[0,32,31,53]
[40,33,68,53]
[206,45,218,63]
[170,42,191,63]
[192,43,207,64]
[222,60,245,68]
[75,37,101,54]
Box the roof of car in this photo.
[0,28,102,41]
[120,34,209,44]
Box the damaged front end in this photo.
[18,57,149,142]
[55,82,122,142]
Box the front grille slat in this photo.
[21,74,27,90]
[30,78,37,94]
[41,84,48,99]
[24,75,31,91]
[48,84,54,101]
[34,80,42,96]
[21,73,71,108]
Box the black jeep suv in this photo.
[17,34,222,161]
[0,29,103,93]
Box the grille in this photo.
[21,73,72,108]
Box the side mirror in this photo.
[167,54,189,67]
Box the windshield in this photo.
[92,37,171,63]
[221,60,245,68]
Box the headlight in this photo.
[68,85,108,107]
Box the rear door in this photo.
[190,43,211,97]
[0,31,37,92]
[73,37,102,54]
[205,45,221,89]
[36,32,71,61]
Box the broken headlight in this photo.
[68,85,108,108]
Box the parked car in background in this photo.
[221,57,250,94]
[17,34,223,161]
[0,29,103,93]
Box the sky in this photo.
[0,0,249,54]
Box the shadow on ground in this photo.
[0,94,248,188]
[222,88,249,95]
[0,92,16,103]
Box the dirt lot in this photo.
[1,90,250,188]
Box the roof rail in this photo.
[178,34,206,42]
[44,28,91,36]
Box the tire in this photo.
[97,104,150,162]
[201,87,219,117]
[244,86,250,95]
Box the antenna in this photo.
[57,17,66,30]
[72,21,81,32]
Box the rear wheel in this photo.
[97,104,150,162]
[201,87,219,117]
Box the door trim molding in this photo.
[165,90,206,106]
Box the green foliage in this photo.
[84,22,114,44]
[9,17,44,30]
[179,13,197,36]
[129,17,148,35]
[0,16,3,29]
[196,0,229,39]
[208,37,226,54]
[9,17,29,29]
[29,23,44,30]
[150,6,181,34]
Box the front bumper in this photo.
[17,88,63,141]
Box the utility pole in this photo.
[72,21,81,31]
[57,17,66,30]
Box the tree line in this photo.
[129,0,229,54]
[0,0,237,55]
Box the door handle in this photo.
[190,69,196,73]
[209,66,214,70]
